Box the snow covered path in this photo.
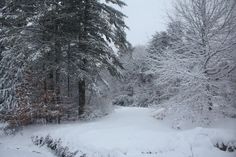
[0,107,236,157]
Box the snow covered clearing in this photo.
[1,107,236,157]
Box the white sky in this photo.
[122,0,174,46]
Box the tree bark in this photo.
[77,0,89,117]
[67,43,71,97]
[55,40,61,104]
[78,79,86,116]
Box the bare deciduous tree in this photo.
[171,0,236,77]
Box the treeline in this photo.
[0,0,129,128]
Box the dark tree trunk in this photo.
[67,43,71,97]
[78,79,86,116]
[55,41,61,104]
[0,0,5,8]
[43,76,47,104]
[77,0,89,117]
[55,68,60,103]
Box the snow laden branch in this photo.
[146,0,236,128]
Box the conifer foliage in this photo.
[0,0,129,128]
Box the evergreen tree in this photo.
[148,31,172,55]
[0,0,129,126]
[58,0,129,116]
[0,0,49,125]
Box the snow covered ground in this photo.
[0,107,236,157]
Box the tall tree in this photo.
[172,0,236,75]
[0,0,46,126]
[146,0,236,127]
[65,0,129,116]
[36,0,129,116]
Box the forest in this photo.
[0,0,131,127]
[0,0,236,157]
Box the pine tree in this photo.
[0,0,43,126]
[0,0,130,126]
[35,0,130,116]
[56,0,129,116]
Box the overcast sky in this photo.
[122,0,174,46]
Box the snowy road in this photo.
[0,107,236,157]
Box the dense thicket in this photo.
[0,0,129,129]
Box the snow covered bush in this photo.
[32,135,79,157]
[215,142,236,152]
[0,122,8,135]
[112,95,134,106]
